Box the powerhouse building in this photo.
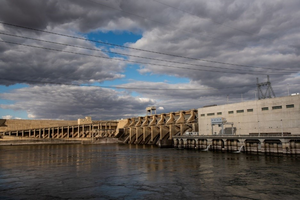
[198,95,300,135]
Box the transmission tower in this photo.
[256,75,276,100]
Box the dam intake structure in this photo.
[117,109,198,146]
[173,134,300,155]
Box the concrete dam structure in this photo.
[0,117,118,145]
[0,95,299,154]
[117,109,198,146]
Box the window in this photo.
[286,104,294,108]
[237,110,244,113]
[262,107,268,111]
[201,114,205,117]
[228,111,234,114]
[217,112,222,115]
[272,106,282,110]
[247,109,253,112]
[207,113,215,116]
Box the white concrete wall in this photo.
[78,116,92,125]
[198,95,300,135]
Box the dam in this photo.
[0,95,300,154]
[0,117,118,145]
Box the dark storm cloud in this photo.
[0,85,155,120]
[125,0,300,100]
[0,0,142,86]
[0,0,300,119]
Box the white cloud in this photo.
[27,114,35,119]
[0,0,300,119]
[2,115,13,119]
[0,85,155,120]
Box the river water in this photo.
[0,144,299,200]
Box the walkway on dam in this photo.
[0,121,118,139]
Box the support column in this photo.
[52,128,54,138]
[39,129,41,138]
[67,126,70,138]
[29,130,31,137]
[22,130,24,137]
[92,125,94,141]
[72,126,74,138]
[82,125,84,137]
[222,139,227,151]
[9,131,11,136]
[169,124,176,140]
[34,129,36,138]
[259,139,265,153]
[78,125,80,138]
[150,127,154,142]
[48,128,50,138]
[280,139,291,154]
[89,125,92,137]
[57,127,59,138]
[207,139,212,150]
[16,131,18,137]
[99,123,102,137]
[129,127,133,143]
[192,123,197,132]
[183,139,187,148]
[105,123,108,136]
[159,125,164,140]
[43,128,45,138]
[238,139,245,152]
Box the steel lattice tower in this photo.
[257,75,276,100]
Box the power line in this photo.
[0,40,286,75]
[0,21,284,72]
[0,77,255,91]
[1,32,296,74]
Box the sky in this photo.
[0,0,299,120]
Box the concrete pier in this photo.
[173,135,300,154]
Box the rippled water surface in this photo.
[0,144,299,200]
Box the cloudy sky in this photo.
[0,0,299,120]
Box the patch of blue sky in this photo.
[0,108,28,119]
[0,84,29,119]
[0,83,27,93]
[0,84,27,105]
[79,30,190,93]
[76,30,143,64]
[84,30,142,49]
[92,64,190,87]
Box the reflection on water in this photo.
[0,144,299,200]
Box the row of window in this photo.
[200,104,294,117]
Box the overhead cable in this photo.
[0,40,286,75]
[1,32,296,73]
[0,21,285,71]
